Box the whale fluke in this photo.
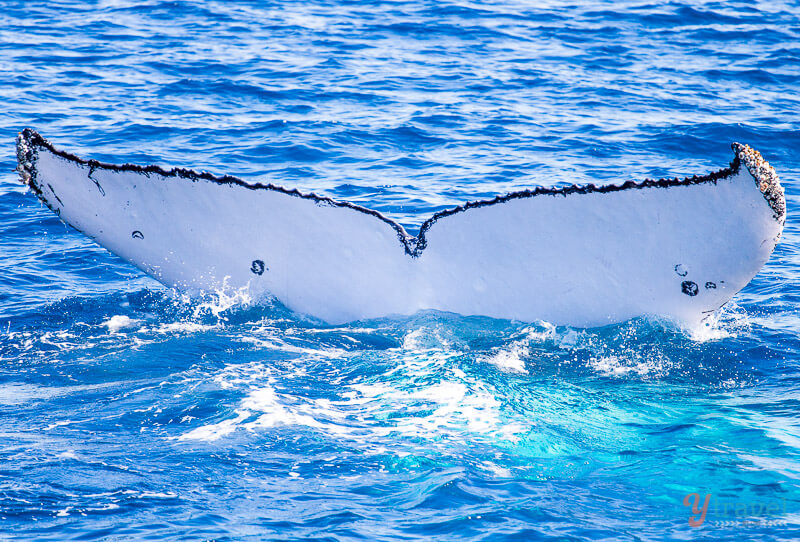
[15,129,785,327]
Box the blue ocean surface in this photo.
[1,1,799,540]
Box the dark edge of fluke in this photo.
[16,129,785,257]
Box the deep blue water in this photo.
[1,1,799,540]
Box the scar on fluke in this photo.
[87,166,106,196]
[46,183,64,206]
[251,260,266,275]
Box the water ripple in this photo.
[1,0,799,540]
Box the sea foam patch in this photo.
[16,130,785,327]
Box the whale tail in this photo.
[16,129,785,326]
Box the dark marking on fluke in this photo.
[131,230,144,240]
[681,281,699,297]
[87,166,106,196]
[251,260,266,275]
[46,183,64,206]
[16,129,777,258]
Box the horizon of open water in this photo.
[1,1,799,540]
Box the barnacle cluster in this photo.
[733,142,786,222]
[15,130,35,187]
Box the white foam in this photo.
[101,315,138,333]
[190,279,253,320]
[139,492,178,499]
[177,349,526,445]
[588,353,672,378]
[178,410,250,441]
[482,342,529,373]
[153,322,218,334]
[401,327,453,350]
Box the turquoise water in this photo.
[1,1,799,540]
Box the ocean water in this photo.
[1,0,799,540]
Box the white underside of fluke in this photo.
[16,130,785,327]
